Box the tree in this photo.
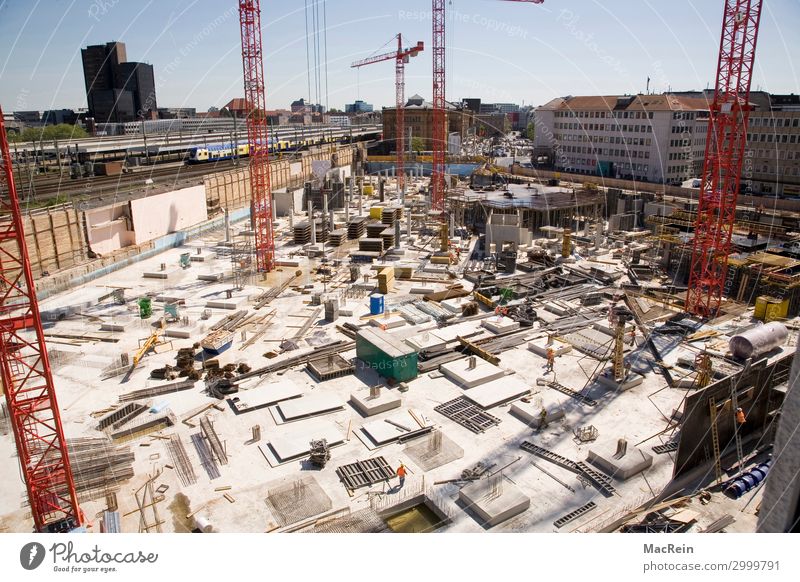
[411,137,425,153]
[9,124,88,143]
[525,122,535,141]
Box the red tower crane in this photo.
[686,0,763,317]
[431,0,544,213]
[0,109,81,532]
[239,0,275,273]
[351,35,424,193]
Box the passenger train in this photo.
[185,126,378,164]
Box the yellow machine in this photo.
[133,319,166,367]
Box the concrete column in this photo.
[309,200,316,246]
[345,181,351,223]
[395,219,401,250]
[224,208,231,243]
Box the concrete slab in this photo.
[597,373,645,391]
[198,273,224,282]
[360,411,417,446]
[440,358,506,388]
[189,251,217,262]
[100,323,128,332]
[482,316,520,334]
[369,315,406,330]
[163,329,192,339]
[528,341,573,358]
[264,420,344,465]
[509,394,566,429]
[440,297,469,314]
[432,322,485,343]
[143,268,178,280]
[350,389,402,417]
[155,290,191,303]
[272,392,344,423]
[404,331,447,352]
[459,476,530,528]
[206,297,248,310]
[587,440,653,480]
[228,379,304,413]
[464,377,531,409]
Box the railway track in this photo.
[13,159,247,203]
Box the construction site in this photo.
[1,0,798,536]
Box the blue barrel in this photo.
[370,294,385,316]
[728,480,747,498]
[741,474,757,491]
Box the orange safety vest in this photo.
[397,466,406,478]
[736,409,746,425]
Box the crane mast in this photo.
[351,35,424,193]
[430,0,544,214]
[686,0,763,317]
[239,0,275,272]
[0,109,81,532]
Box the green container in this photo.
[138,297,152,319]
[356,329,418,383]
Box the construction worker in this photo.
[545,347,555,373]
[629,328,636,346]
[396,463,407,488]
[736,407,746,425]
[539,407,548,430]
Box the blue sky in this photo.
[0,0,798,113]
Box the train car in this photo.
[184,125,378,164]
[186,142,250,164]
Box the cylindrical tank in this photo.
[729,322,788,360]
[193,515,213,533]
[369,294,385,316]
[725,461,771,498]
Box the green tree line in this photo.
[8,124,88,144]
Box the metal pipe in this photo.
[729,322,788,360]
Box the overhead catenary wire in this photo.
[304,0,312,103]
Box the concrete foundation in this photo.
[510,395,566,429]
[459,476,530,528]
[481,316,520,334]
[440,358,506,388]
[587,440,653,480]
[350,389,402,416]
